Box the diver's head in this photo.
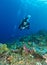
[27,15,31,18]
[27,15,31,22]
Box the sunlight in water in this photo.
[38,0,47,4]
[38,0,47,3]
[21,0,47,6]
[39,0,47,2]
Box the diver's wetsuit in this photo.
[18,17,30,30]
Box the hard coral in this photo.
[0,43,9,54]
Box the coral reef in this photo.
[0,30,47,65]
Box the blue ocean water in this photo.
[0,0,47,43]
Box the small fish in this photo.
[18,15,31,30]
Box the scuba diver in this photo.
[18,15,31,30]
